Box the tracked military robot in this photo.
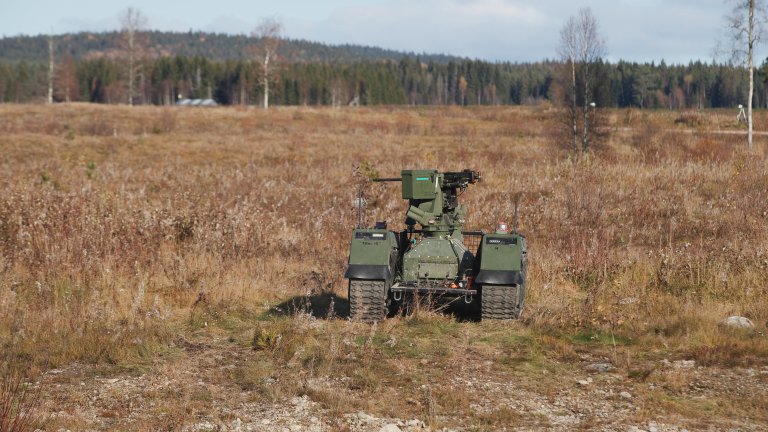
[345,169,527,321]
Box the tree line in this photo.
[2,54,768,109]
[0,31,462,65]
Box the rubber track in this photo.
[349,280,387,322]
[481,285,521,320]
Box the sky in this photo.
[0,0,755,64]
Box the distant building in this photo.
[176,99,218,107]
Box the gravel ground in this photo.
[38,335,768,432]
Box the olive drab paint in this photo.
[345,169,528,321]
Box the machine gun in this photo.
[442,169,482,189]
[441,169,481,210]
[372,169,481,232]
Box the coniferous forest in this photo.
[1,31,767,108]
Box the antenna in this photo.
[355,186,366,228]
[513,193,521,233]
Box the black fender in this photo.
[345,264,391,281]
[475,269,525,286]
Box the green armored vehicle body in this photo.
[344,169,528,321]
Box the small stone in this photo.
[192,422,216,431]
[379,425,402,432]
[585,363,615,373]
[719,316,755,329]
[357,411,375,422]
[673,360,696,369]
[231,418,243,431]
[261,419,271,425]
[619,297,639,305]
[577,378,593,386]
[620,391,632,399]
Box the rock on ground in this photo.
[719,316,755,329]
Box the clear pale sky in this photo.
[0,0,755,63]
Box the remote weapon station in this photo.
[345,169,528,321]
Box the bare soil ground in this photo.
[40,317,768,431]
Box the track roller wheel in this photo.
[348,279,388,322]
[480,284,522,320]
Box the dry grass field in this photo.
[1,103,767,431]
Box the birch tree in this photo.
[252,18,282,109]
[559,16,579,158]
[557,8,606,161]
[727,0,765,150]
[120,7,148,106]
[47,36,55,104]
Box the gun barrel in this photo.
[371,177,403,182]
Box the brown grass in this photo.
[0,370,43,432]
[0,103,767,427]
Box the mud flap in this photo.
[475,269,525,286]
